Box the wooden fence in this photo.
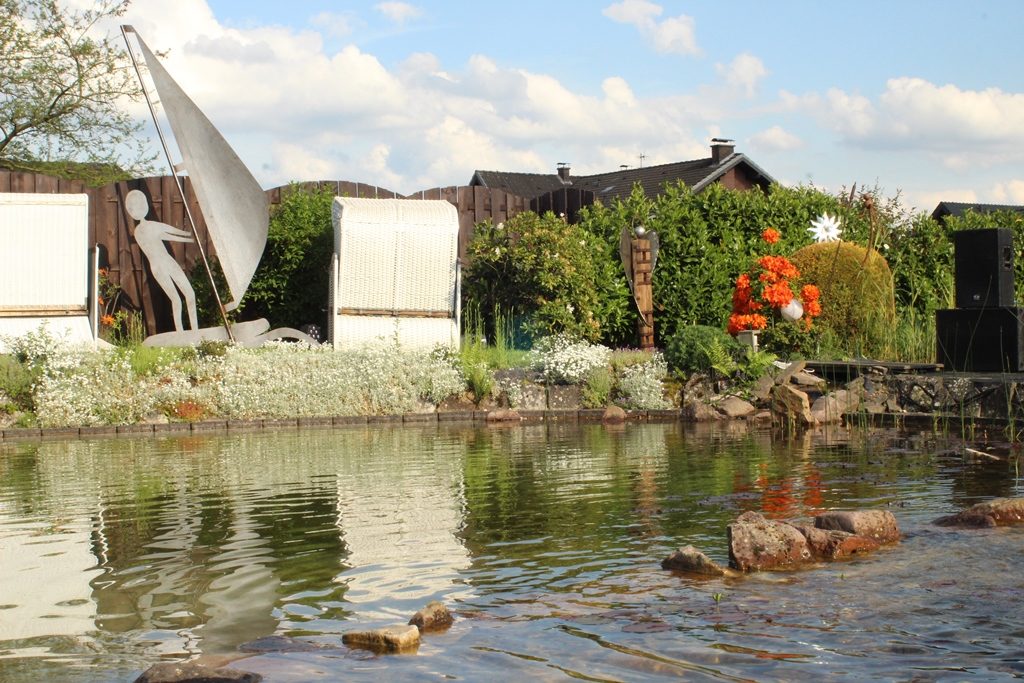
[0,171,595,333]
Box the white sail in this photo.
[131,31,267,311]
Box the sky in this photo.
[100,0,1024,214]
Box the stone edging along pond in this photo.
[0,408,686,442]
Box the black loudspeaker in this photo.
[936,307,1024,372]
[954,228,1015,308]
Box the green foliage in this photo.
[579,183,848,345]
[0,0,155,181]
[757,320,827,359]
[790,241,896,358]
[885,212,954,317]
[664,324,742,375]
[0,354,36,411]
[463,211,607,342]
[581,366,614,408]
[118,345,183,377]
[241,184,335,330]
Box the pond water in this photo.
[0,422,1022,682]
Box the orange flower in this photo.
[801,284,820,302]
[101,314,116,327]
[728,313,768,335]
[763,281,795,308]
[761,228,780,244]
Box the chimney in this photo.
[557,162,571,183]
[711,138,735,164]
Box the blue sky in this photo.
[112,0,1024,213]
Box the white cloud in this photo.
[603,0,700,56]
[991,180,1024,204]
[715,53,767,98]
[105,0,746,194]
[800,78,1024,169]
[374,2,422,24]
[310,11,357,38]
[749,126,802,152]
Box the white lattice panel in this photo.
[0,193,89,308]
[331,198,460,349]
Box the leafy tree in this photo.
[0,0,153,184]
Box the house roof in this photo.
[932,201,1024,222]
[470,147,775,203]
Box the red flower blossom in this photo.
[761,228,780,244]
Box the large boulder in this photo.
[814,510,900,543]
[788,523,880,559]
[771,384,814,426]
[727,511,811,571]
[134,663,261,683]
[934,497,1024,528]
[660,545,729,576]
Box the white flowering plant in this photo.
[615,352,671,410]
[530,334,611,385]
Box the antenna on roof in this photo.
[638,153,646,168]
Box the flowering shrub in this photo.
[14,331,468,426]
[727,229,822,336]
[529,334,611,385]
[616,353,671,410]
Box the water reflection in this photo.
[0,423,1021,682]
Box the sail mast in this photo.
[121,25,234,341]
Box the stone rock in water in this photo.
[342,624,421,652]
[789,523,880,559]
[409,601,454,631]
[485,409,522,422]
[602,405,626,423]
[133,662,261,683]
[661,545,727,576]
[716,396,756,418]
[728,511,811,572]
[771,384,815,426]
[814,510,901,543]
[934,497,1024,528]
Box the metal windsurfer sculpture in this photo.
[121,26,315,347]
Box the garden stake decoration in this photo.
[619,223,660,349]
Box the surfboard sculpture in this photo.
[121,26,315,347]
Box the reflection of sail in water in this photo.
[124,27,267,311]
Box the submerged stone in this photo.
[133,662,261,683]
[342,624,420,652]
[934,497,1024,528]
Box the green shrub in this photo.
[463,211,607,342]
[664,324,742,375]
[790,241,895,358]
[582,366,614,408]
[242,184,335,330]
[0,355,36,411]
